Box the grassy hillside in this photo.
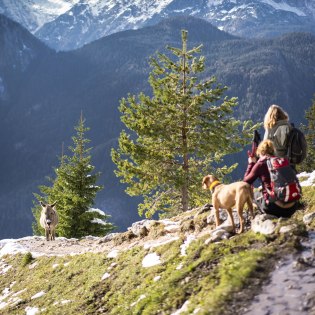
[0,186,314,315]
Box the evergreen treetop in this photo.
[112,30,258,218]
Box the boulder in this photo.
[251,214,278,235]
[128,220,155,237]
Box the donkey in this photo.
[40,201,59,241]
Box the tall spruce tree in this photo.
[32,114,114,238]
[111,30,258,218]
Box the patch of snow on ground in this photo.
[0,260,12,274]
[101,272,110,280]
[25,306,39,315]
[0,240,27,257]
[171,300,190,315]
[0,301,8,310]
[12,288,27,297]
[142,252,161,267]
[180,235,196,256]
[143,236,179,250]
[298,171,315,186]
[107,249,119,258]
[176,263,183,270]
[31,291,45,300]
[0,288,11,308]
[130,294,146,307]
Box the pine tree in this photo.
[301,97,315,172]
[111,30,258,218]
[32,115,114,238]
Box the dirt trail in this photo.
[244,232,315,315]
[12,232,185,257]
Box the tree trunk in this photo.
[181,30,189,212]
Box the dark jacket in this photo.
[243,156,271,201]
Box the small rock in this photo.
[303,212,315,225]
[251,214,278,235]
[205,228,231,244]
[196,204,212,216]
[29,262,38,270]
[129,220,154,237]
[98,233,119,244]
[279,224,297,234]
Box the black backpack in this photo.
[286,125,307,164]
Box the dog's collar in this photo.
[209,180,221,193]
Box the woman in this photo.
[243,139,297,217]
[263,104,291,158]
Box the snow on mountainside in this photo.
[0,0,79,32]
[1,0,315,50]
[0,0,315,50]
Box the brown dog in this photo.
[202,175,254,234]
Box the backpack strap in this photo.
[266,156,275,172]
[265,157,275,201]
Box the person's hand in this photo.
[248,156,257,164]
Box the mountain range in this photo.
[0,14,315,239]
[0,0,315,50]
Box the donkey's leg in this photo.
[45,229,50,241]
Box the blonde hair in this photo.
[256,140,275,156]
[263,104,289,129]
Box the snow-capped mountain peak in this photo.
[0,0,79,32]
[1,0,315,51]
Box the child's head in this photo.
[256,139,275,156]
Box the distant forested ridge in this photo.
[0,15,314,238]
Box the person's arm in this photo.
[243,157,261,185]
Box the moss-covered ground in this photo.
[0,186,314,315]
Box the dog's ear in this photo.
[202,175,210,189]
[40,201,46,207]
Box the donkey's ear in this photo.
[50,201,57,208]
[40,201,46,207]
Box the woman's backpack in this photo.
[266,157,301,203]
[286,125,307,165]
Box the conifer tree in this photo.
[111,30,258,218]
[301,97,315,172]
[32,115,114,238]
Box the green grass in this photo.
[0,186,314,314]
